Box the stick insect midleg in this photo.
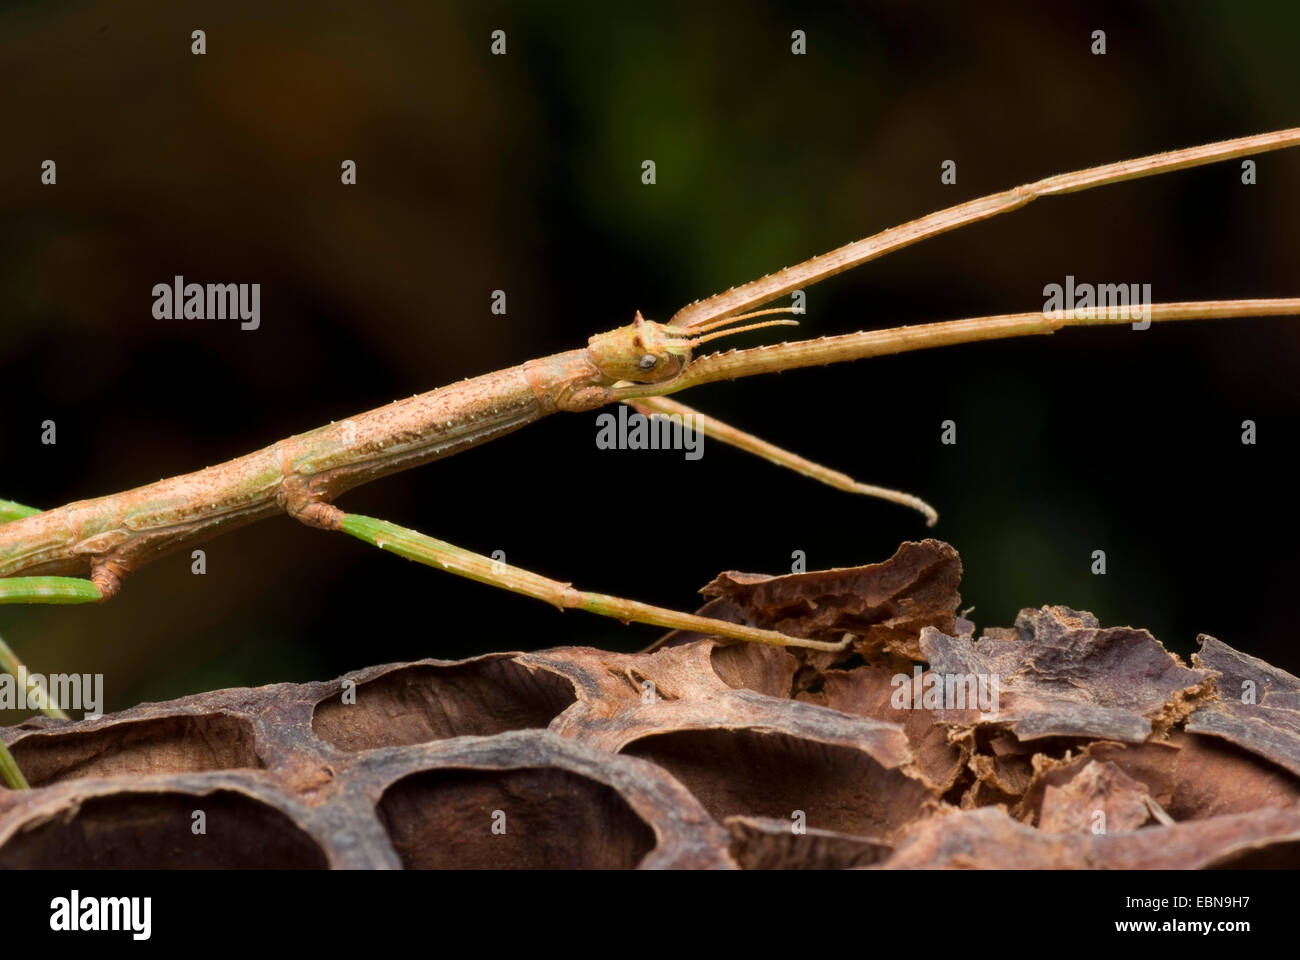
[3,128,1300,786]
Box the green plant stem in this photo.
[0,636,69,720]
[0,738,27,790]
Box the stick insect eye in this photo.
[638,354,659,371]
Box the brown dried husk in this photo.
[2,539,1297,868]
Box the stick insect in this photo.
[3,128,1300,786]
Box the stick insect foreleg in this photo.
[667,128,1300,333]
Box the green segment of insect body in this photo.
[4,128,1300,789]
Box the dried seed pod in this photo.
[3,542,1298,868]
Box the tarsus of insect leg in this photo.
[334,513,851,652]
[623,396,938,526]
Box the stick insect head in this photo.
[586,311,693,384]
[586,309,800,385]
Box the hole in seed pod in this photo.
[313,658,577,751]
[0,790,327,868]
[377,766,656,869]
[10,714,260,786]
[622,728,929,840]
[1203,838,1300,868]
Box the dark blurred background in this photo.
[2,1,1298,716]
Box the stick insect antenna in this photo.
[685,318,799,346]
[678,306,804,334]
[665,306,803,347]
